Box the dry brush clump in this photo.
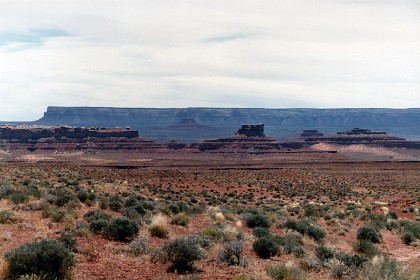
[149,214,170,238]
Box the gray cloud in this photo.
[0,0,419,120]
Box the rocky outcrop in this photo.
[191,124,283,153]
[301,128,420,149]
[236,124,265,137]
[337,128,387,135]
[32,107,420,141]
[0,125,139,142]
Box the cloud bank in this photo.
[0,0,419,120]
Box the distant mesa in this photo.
[300,127,420,149]
[337,128,386,135]
[31,106,420,142]
[301,130,324,138]
[0,125,139,141]
[166,119,209,130]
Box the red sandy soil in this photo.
[0,149,419,279]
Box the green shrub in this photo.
[284,219,325,241]
[399,220,420,239]
[158,236,207,272]
[83,209,112,223]
[9,192,29,205]
[4,239,74,280]
[89,219,110,234]
[109,196,123,212]
[353,240,380,258]
[266,263,305,280]
[244,213,271,228]
[58,232,78,252]
[315,245,335,262]
[171,213,190,227]
[0,210,19,224]
[104,217,139,241]
[201,227,220,241]
[334,252,366,268]
[277,234,304,256]
[253,235,280,259]
[252,227,270,238]
[357,226,381,243]
[115,236,149,256]
[359,257,413,280]
[401,232,414,245]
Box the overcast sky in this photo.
[1,1,419,120]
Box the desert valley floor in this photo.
[0,149,419,279]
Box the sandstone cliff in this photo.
[33,107,420,141]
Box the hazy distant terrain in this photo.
[4,107,417,142]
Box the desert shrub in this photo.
[9,191,29,205]
[253,235,280,259]
[369,214,387,230]
[109,195,123,212]
[357,226,381,243]
[171,213,190,227]
[401,232,414,245]
[149,214,170,238]
[157,236,207,272]
[52,188,76,207]
[277,234,304,256]
[83,209,112,223]
[50,207,67,223]
[99,197,109,209]
[77,190,88,203]
[201,227,220,241]
[303,204,321,218]
[285,219,325,241]
[0,210,19,224]
[334,252,367,268]
[266,262,305,280]
[4,239,74,280]
[89,219,110,234]
[328,258,348,279]
[58,232,78,252]
[252,227,270,238]
[299,255,323,272]
[315,245,335,262]
[244,213,271,228]
[220,225,243,242]
[399,220,420,239]
[306,225,326,241]
[127,205,146,216]
[353,240,380,258]
[104,217,139,241]
[115,236,149,256]
[217,240,245,266]
[386,220,399,231]
[358,257,412,280]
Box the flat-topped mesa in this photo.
[236,124,265,137]
[301,130,324,138]
[337,128,386,135]
[0,125,139,142]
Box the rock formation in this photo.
[0,125,138,141]
[236,124,265,137]
[300,128,420,149]
[30,107,420,142]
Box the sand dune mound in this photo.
[310,143,413,160]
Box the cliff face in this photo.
[33,107,420,141]
[0,125,139,142]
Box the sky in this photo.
[0,1,419,121]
